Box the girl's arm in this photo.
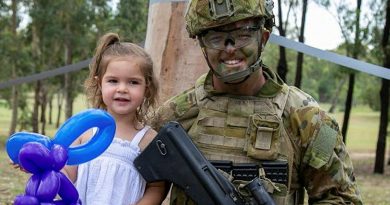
[136,128,168,204]
[136,181,166,205]
[62,164,78,183]
[61,129,93,183]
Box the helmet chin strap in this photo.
[214,57,262,83]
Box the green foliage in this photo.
[112,0,148,43]
[0,99,9,109]
[357,74,381,111]
[264,43,348,105]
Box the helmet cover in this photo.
[185,0,274,38]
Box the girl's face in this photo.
[101,56,146,118]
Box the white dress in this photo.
[75,126,150,205]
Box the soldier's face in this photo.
[200,19,269,80]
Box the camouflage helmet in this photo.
[185,0,275,38]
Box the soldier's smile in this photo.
[221,59,243,66]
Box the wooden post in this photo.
[145,2,208,203]
[145,1,208,103]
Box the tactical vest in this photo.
[184,76,302,205]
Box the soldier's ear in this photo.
[197,36,206,48]
[261,28,270,47]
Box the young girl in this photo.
[63,32,165,205]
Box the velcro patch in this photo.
[308,124,337,169]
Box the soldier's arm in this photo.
[294,107,363,204]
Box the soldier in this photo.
[152,0,363,204]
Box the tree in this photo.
[340,0,363,143]
[144,1,208,103]
[28,0,53,132]
[9,0,19,135]
[276,0,290,82]
[0,0,31,135]
[294,0,308,88]
[113,0,148,43]
[26,0,87,131]
[58,0,92,119]
[374,0,390,174]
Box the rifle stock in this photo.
[134,121,244,205]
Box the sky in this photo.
[273,1,347,51]
[305,1,342,49]
[304,2,343,50]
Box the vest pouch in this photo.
[270,182,288,205]
[246,114,282,160]
[233,178,288,205]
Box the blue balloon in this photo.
[53,109,116,165]
[7,132,51,164]
[6,109,116,165]
[5,109,115,205]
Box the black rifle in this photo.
[134,121,275,205]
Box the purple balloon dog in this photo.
[6,109,116,205]
[14,142,80,205]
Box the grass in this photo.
[0,94,89,139]
[353,158,390,205]
[0,97,389,204]
[0,149,28,205]
[0,94,89,204]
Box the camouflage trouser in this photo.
[169,185,196,205]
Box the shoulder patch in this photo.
[307,124,338,169]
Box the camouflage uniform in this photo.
[152,67,363,205]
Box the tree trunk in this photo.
[145,1,208,103]
[145,2,209,204]
[48,93,53,124]
[40,84,47,135]
[375,0,390,173]
[294,0,308,88]
[9,0,18,135]
[375,78,389,173]
[31,13,41,133]
[9,77,19,135]
[328,76,346,113]
[341,73,354,143]
[32,81,41,133]
[277,0,288,82]
[56,90,63,128]
[341,0,362,144]
[64,37,73,119]
[64,73,74,119]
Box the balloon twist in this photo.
[14,142,80,205]
[6,109,116,205]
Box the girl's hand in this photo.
[9,159,28,173]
